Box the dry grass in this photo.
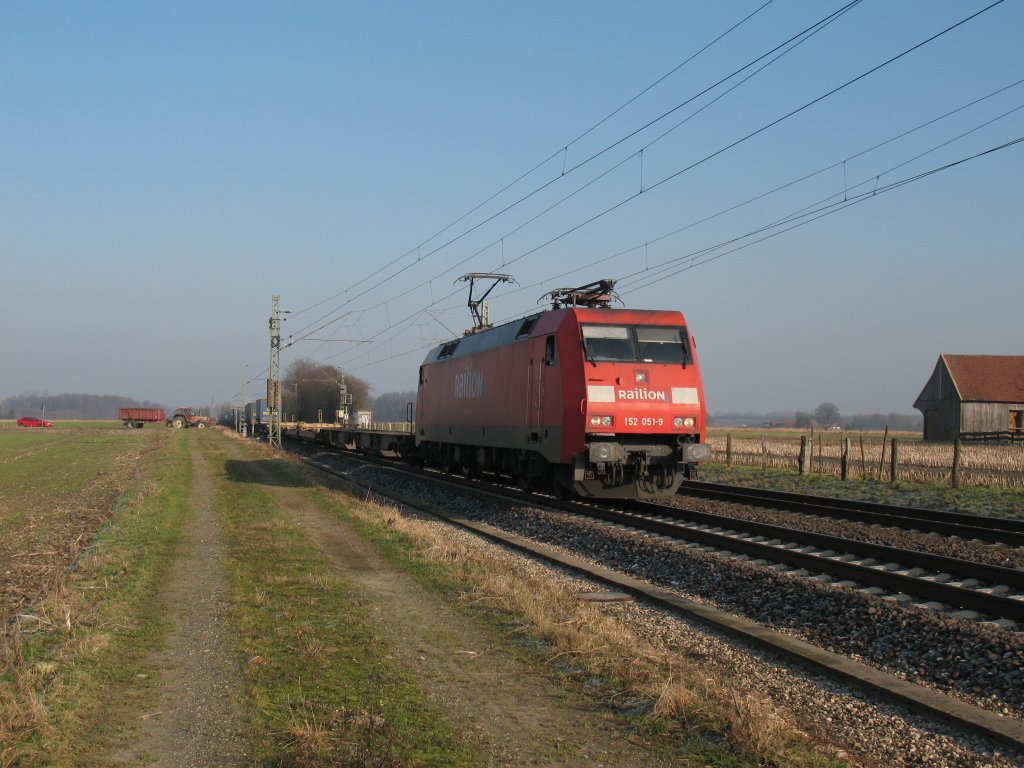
[0,429,186,768]
[337,493,812,763]
[272,697,397,768]
[709,432,1024,486]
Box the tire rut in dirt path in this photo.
[230,445,671,767]
[101,432,247,767]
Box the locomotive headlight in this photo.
[590,415,614,427]
[674,416,696,428]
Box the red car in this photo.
[16,416,54,428]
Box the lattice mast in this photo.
[268,294,282,448]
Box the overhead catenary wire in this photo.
[620,135,1024,295]
[331,134,1023,378]
[297,0,1001,356]
[488,0,1009,281]
[314,106,1023,381]
[496,81,1024,301]
[363,73,1024,360]
[285,1,862,344]
[285,0,780,325]
[267,1,1012,390]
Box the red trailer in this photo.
[119,407,166,428]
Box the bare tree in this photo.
[813,401,841,426]
[370,390,416,421]
[282,359,370,422]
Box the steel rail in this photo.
[556,501,1024,621]
[621,498,1024,591]
[678,481,1024,546]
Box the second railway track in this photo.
[678,480,1024,546]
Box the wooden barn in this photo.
[913,354,1024,442]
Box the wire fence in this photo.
[709,433,1024,488]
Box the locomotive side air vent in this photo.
[438,340,460,359]
[515,316,538,339]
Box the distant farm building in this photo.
[914,354,1024,442]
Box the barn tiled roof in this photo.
[943,354,1024,403]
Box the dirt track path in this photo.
[96,432,667,766]
[238,449,669,767]
[101,433,247,767]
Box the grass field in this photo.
[0,426,189,767]
[0,426,476,767]
[0,425,846,767]
[8,425,1016,765]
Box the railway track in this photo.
[293,440,1024,622]
[284,440,1024,756]
[602,497,1024,622]
[678,480,1024,546]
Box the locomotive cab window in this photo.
[544,335,557,365]
[636,326,692,364]
[581,325,636,362]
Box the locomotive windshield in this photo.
[582,325,636,362]
[636,326,692,364]
[582,324,691,364]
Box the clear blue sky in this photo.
[4,1,1022,417]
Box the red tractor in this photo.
[167,407,214,429]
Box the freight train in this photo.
[280,279,710,499]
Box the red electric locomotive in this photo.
[415,279,710,498]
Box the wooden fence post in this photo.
[890,438,899,483]
[726,433,733,466]
[877,426,889,480]
[859,435,866,478]
[799,436,809,474]
[841,438,850,480]
[760,436,767,468]
[952,439,962,489]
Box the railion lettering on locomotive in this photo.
[617,388,667,401]
[454,369,485,399]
